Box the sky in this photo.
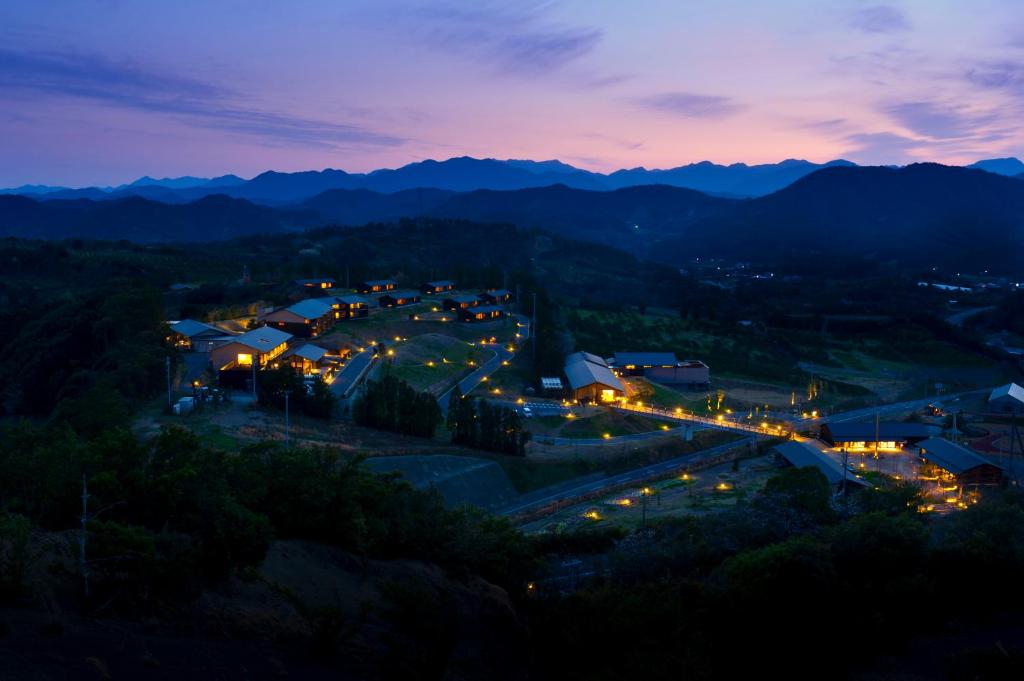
[4,0,1024,186]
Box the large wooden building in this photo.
[168,319,235,352]
[820,422,935,450]
[610,352,711,388]
[564,351,625,403]
[915,437,1004,487]
[211,327,292,389]
[313,295,370,320]
[263,299,335,338]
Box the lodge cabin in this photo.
[282,343,331,376]
[443,295,481,311]
[916,437,1004,487]
[819,422,936,450]
[358,279,397,294]
[988,383,1024,414]
[312,295,370,320]
[292,277,336,291]
[262,299,335,338]
[168,319,236,352]
[211,327,292,389]
[610,352,711,388]
[564,351,625,403]
[422,280,456,295]
[378,290,421,308]
[460,305,504,322]
[772,441,869,493]
[479,289,512,305]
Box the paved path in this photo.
[614,403,785,436]
[439,314,530,415]
[799,388,990,426]
[498,437,757,517]
[329,347,376,399]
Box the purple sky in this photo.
[3,0,1024,186]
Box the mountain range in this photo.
[6,155,1024,205]
[2,162,1022,273]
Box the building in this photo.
[313,295,370,320]
[916,437,1004,487]
[819,422,935,450]
[479,289,512,305]
[610,352,711,388]
[564,351,626,403]
[443,295,480,311]
[772,441,869,492]
[292,277,336,291]
[263,299,335,338]
[540,376,564,395]
[358,279,397,294]
[168,319,235,352]
[460,305,504,322]
[988,383,1024,414]
[378,290,421,307]
[282,343,330,375]
[211,326,292,389]
[422,280,456,295]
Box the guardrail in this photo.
[614,403,787,437]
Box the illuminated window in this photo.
[237,353,253,366]
[320,282,329,288]
[600,389,617,402]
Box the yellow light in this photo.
[566,412,575,419]
[481,375,488,382]
[660,424,669,431]
[681,473,689,481]
[516,397,524,404]
[675,407,682,414]
[616,498,632,506]
[426,361,435,367]
[584,510,601,521]
[716,414,724,422]
[386,349,394,356]
[493,388,501,395]
[602,433,611,439]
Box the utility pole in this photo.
[531,292,537,361]
[79,474,90,600]
[252,360,257,399]
[166,356,172,408]
[841,448,849,498]
[874,411,880,460]
[283,389,292,449]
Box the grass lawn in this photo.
[387,333,484,394]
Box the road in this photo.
[614,402,785,436]
[946,305,995,327]
[801,388,990,426]
[438,314,530,415]
[329,347,376,399]
[498,437,757,517]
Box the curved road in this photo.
[439,314,530,415]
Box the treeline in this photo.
[0,422,532,613]
[353,373,442,437]
[446,387,530,455]
[528,468,1024,679]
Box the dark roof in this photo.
[773,441,869,487]
[170,319,222,338]
[823,422,935,442]
[381,289,420,299]
[425,280,455,287]
[564,352,624,392]
[468,305,503,314]
[293,277,335,285]
[447,295,480,304]
[336,294,369,305]
[363,279,396,287]
[917,438,1002,475]
[483,289,511,297]
[613,352,679,367]
[284,299,334,320]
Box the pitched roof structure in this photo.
[286,299,334,320]
[564,352,625,392]
[822,422,935,442]
[285,344,329,362]
[773,441,869,487]
[916,437,1002,475]
[170,319,222,337]
[989,383,1024,405]
[233,326,292,352]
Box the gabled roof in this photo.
[381,289,420,298]
[917,437,1002,475]
[233,326,292,352]
[446,294,480,304]
[363,278,397,287]
[336,294,369,305]
[613,352,679,367]
[773,441,869,487]
[425,280,455,287]
[989,383,1024,405]
[284,344,328,362]
[483,289,511,297]
[468,305,503,314]
[285,298,334,320]
[564,352,625,392]
[169,319,222,338]
[566,351,608,367]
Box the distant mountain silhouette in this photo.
[3,162,1023,271]
[604,159,857,196]
[967,158,1024,176]
[123,174,246,190]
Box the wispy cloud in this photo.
[390,1,604,77]
[848,5,911,34]
[634,91,744,119]
[842,131,920,164]
[0,48,404,149]
[884,100,995,139]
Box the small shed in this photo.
[988,383,1024,414]
[916,437,1004,486]
[358,279,397,294]
[460,305,504,322]
[378,290,421,307]
[422,280,456,295]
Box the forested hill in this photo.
[3,163,1024,272]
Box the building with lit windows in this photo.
[211,326,292,389]
[357,279,397,294]
[564,351,625,403]
[610,352,710,388]
[292,277,336,291]
[421,280,456,295]
[460,305,504,322]
[819,422,935,450]
[263,299,335,337]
